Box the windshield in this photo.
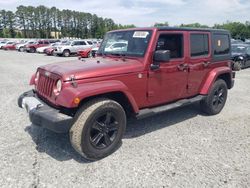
[64,41,72,45]
[232,46,247,53]
[98,30,152,57]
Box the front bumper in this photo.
[18,90,74,133]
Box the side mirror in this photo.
[151,50,170,70]
[153,50,170,62]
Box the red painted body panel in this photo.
[77,48,92,58]
[45,47,54,55]
[30,27,234,112]
[145,31,189,106]
[199,66,232,95]
[26,40,50,49]
[56,80,141,112]
[3,44,17,50]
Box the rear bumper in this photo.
[18,90,74,133]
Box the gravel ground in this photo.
[0,50,249,188]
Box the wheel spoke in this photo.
[105,112,112,124]
[103,133,112,146]
[218,96,224,104]
[91,133,103,146]
[108,121,118,132]
[92,121,103,131]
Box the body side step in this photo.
[136,95,206,119]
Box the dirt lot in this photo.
[0,50,249,187]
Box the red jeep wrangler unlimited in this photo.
[18,27,235,160]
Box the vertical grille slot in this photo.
[37,73,55,97]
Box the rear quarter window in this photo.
[213,34,230,55]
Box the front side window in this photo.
[156,34,183,58]
[98,30,152,57]
[191,34,209,57]
[213,34,230,55]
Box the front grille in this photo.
[37,73,56,97]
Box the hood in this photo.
[39,57,144,81]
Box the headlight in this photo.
[35,71,40,82]
[56,80,62,92]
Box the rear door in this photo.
[187,32,212,97]
[147,31,189,106]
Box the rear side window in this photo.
[79,41,87,45]
[190,34,209,57]
[44,41,49,44]
[213,34,230,55]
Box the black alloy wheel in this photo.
[89,112,119,149]
[212,86,226,110]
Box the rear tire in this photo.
[70,98,126,161]
[200,79,228,115]
[30,47,36,53]
[63,50,70,57]
[19,47,24,52]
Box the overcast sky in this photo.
[0,0,249,26]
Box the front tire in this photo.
[63,50,70,57]
[200,79,228,115]
[19,47,24,52]
[70,98,126,161]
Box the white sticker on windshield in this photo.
[133,31,149,38]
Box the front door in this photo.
[147,31,189,106]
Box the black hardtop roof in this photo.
[156,26,229,33]
[109,27,230,35]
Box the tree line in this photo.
[0,5,135,39]
[1,5,249,40]
[155,21,250,40]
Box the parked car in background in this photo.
[45,42,68,56]
[0,41,15,49]
[231,39,244,44]
[77,47,92,58]
[231,44,250,69]
[104,41,128,52]
[16,41,35,52]
[36,43,60,53]
[0,41,8,49]
[25,40,50,53]
[2,42,17,50]
[45,47,55,56]
[53,40,93,57]
[77,46,99,58]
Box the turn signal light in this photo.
[74,97,80,104]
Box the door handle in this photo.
[177,64,188,71]
[203,61,210,67]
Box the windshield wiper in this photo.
[110,53,126,57]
